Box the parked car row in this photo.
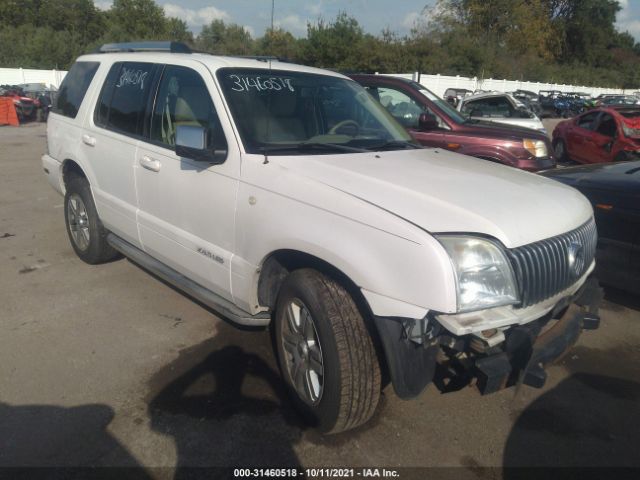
[351,74,554,171]
[355,75,638,299]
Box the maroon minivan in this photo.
[350,74,555,171]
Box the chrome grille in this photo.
[508,218,597,308]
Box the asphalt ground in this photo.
[1,123,639,478]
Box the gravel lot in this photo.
[1,123,639,477]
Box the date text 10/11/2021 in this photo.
[233,468,401,478]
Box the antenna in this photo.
[264,0,276,164]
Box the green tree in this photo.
[101,0,168,41]
[255,28,300,60]
[302,12,366,69]
[195,20,254,55]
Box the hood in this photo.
[459,119,549,142]
[542,160,640,192]
[273,148,592,248]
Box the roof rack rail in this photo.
[95,41,192,54]
[235,55,281,62]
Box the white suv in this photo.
[42,42,601,433]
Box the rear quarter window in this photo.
[53,61,100,118]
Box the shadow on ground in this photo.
[0,402,151,478]
[504,347,640,470]
[146,324,305,476]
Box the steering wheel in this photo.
[329,119,360,136]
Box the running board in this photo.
[106,234,270,327]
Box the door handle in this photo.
[139,156,161,172]
[82,134,96,147]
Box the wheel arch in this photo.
[257,249,371,317]
[61,159,88,188]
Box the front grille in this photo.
[508,218,597,308]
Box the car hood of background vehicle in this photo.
[459,119,548,141]
[273,148,592,248]
[541,161,640,192]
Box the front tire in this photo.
[274,269,381,434]
[64,176,119,264]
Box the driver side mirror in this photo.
[175,125,226,164]
[418,112,439,131]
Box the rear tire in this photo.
[274,269,381,434]
[64,176,119,264]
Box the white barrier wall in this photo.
[379,73,632,98]
[0,67,635,97]
[0,68,67,88]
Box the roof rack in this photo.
[95,41,191,54]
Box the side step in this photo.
[106,234,271,327]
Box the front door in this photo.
[135,62,238,299]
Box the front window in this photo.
[411,83,468,124]
[217,68,413,155]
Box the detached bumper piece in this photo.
[475,277,603,394]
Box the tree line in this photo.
[1,0,638,89]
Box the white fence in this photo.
[379,73,635,98]
[1,67,637,98]
[0,68,66,88]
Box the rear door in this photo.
[566,111,599,162]
[585,113,618,163]
[83,61,159,246]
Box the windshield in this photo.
[410,82,468,124]
[217,68,413,155]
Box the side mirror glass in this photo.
[418,112,439,131]
[175,125,225,163]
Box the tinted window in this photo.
[97,62,156,136]
[94,64,121,127]
[577,112,598,130]
[54,61,99,118]
[596,114,617,138]
[151,65,227,152]
[462,97,514,118]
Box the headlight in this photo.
[523,138,548,157]
[436,236,518,313]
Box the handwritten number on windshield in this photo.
[229,75,295,93]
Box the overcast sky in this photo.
[94,0,640,40]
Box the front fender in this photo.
[233,155,458,318]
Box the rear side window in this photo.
[577,112,598,130]
[95,62,157,137]
[596,114,617,138]
[54,61,99,118]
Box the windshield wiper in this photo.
[367,140,422,151]
[260,142,368,154]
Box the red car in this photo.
[350,74,555,171]
[552,106,640,164]
[0,88,36,121]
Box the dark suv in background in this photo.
[350,74,555,171]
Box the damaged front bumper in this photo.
[373,277,603,399]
